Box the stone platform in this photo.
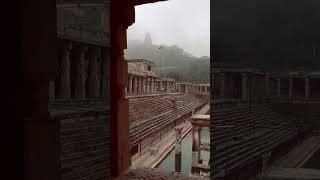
[116,168,209,180]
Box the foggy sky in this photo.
[127,0,210,58]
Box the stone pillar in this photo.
[220,73,225,99]
[192,124,202,166]
[97,56,101,97]
[151,77,154,93]
[265,73,270,97]
[101,48,109,98]
[146,77,149,93]
[73,46,87,99]
[134,76,138,93]
[159,79,163,91]
[305,77,309,99]
[141,77,144,93]
[175,126,183,173]
[154,78,157,93]
[49,81,55,100]
[59,42,72,99]
[142,77,146,93]
[242,73,247,101]
[289,77,293,98]
[88,47,99,98]
[135,76,139,94]
[139,76,143,93]
[128,75,133,93]
[166,81,170,93]
[277,78,281,97]
[155,78,157,93]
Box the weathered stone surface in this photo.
[120,168,209,180]
[50,103,111,180]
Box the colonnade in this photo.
[194,84,210,94]
[212,71,269,101]
[271,76,318,99]
[157,79,175,93]
[126,74,157,94]
[49,40,109,100]
[212,69,320,101]
[126,76,210,95]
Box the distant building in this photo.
[144,33,153,46]
[126,59,210,95]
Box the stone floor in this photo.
[259,136,320,179]
[116,168,209,180]
[261,168,320,180]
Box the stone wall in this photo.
[51,108,111,180]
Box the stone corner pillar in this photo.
[220,73,225,99]
[175,126,183,173]
[49,81,55,100]
[277,78,281,97]
[289,77,293,98]
[265,73,270,97]
[146,77,149,93]
[305,77,309,99]
[59,41,72,99]
[191,123,202,166]
[128,74,133,93]
[241,73,248,101]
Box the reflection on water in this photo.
[157,127,210,176]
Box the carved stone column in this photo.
[265,73,270,97]
[191,124,202,167]
[277,78,281,97]
[140,76,144,94]
[128,75,133,93]
[49,81,55,100]
[101,47,109,98]
[305,77,309,99]
[59,41,72,99]
[151,77,154,93]
[73,45,87,99]
[137,76,141,94]
[133,75,138,93]
[242,73,247,101]
[88,47,99,98]
[142,77,146,93]
[146,77,150,93]
[154,78,157,93]
[220,73,225,99]
[175,126,183,173]
[289,77,293,99]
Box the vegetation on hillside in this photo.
[124,40,210,83]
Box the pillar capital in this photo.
[191,123,202,131]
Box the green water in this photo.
[157,127,210,176]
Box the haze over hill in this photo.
[124,37,209,83]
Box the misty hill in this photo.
[124,40,209,83]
